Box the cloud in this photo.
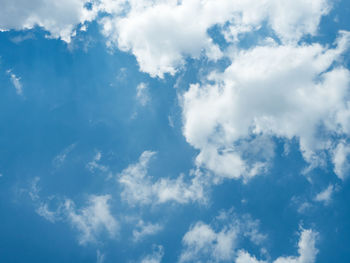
[332,141,350,180]
[273,229,318,263]
[36,202,58,223]
[133,220,163,242]
[181,31,350,180]
[118,151,207,205]
[52,143,76,168]
[314,184,335,205]
[6,70,23,95]
[86,151,109,174]
[64,194,118,245]
[179,209,266,262]
[96,250,105,263]
[31,184,118,245]
[180,213,318,263]
[236,229,318,263]
[98,0,330,77]
[235,251,266,263]
[0,0,99,42]
[0,0,331,76]
[136,82,150,106]
[141,245,164,263]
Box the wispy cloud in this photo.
[52,143,76,168]
[136,82,150,106]
[6,69,23,95]
[133,220,163,242]
[315,184,335,205]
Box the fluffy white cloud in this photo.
[1,0,331,75]
[64,194,118,245]
[118,151,206,205]
[179,210,265,263]
[273,230,318,263]
[182,31,350,180]
[180,217,317,263]
[180,221,238,262]
[0,0,98,42]
[99,0,330,77]
[133,220,163,242]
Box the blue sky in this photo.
[0,0,350,262]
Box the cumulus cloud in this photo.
[118,151,207,205]
[99,0,330,77]
[180,214,317,263]
[0,0,331,75]
[273,229,318,263]
[179,210,266,262]
[0,0,99,42]
[181,31,350,180]
[235,251,267,263]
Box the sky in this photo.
[0,0,350,262]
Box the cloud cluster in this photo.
[182,31,350,180]
[32,185,118,245]
[179,210,266,262]
[180,211,318,263]
[64,195,118,245]
[118,151,207,205]
[0,0,98,42]
[100,0,330,77]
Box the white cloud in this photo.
[0,0,98,42]
[180,221,238,262]
[118,151,206,205]
[236,230,318,263]
[64,194,118,245]
[314,184,334,205]
[36,202,58,223]
[182,31,350,180]
[6,70,23,95]
[136,82,150,106]
[0,0,331,73]
[273,229,318,263]
[236,251,267,263]
[28,177,118,244]
[99,0,330,77]
[141,245,164,263]
[0,0,331,77]
[180,219,317,263]
[133,220,163,242]
[179,210,265,263]
[332,141,350,180]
